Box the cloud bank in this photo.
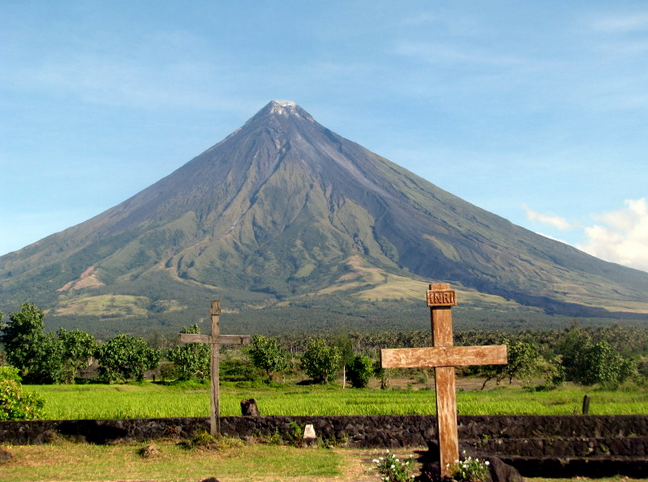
[525,198,648,273]
[523,205,573,231]
[577,198,648,273]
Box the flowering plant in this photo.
[372,450,415,482]
[447,452,490,482]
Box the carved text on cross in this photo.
[181,300,251,436]
[381,283,507,477]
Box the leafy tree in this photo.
[96,334,160,382]
[248,335,288,382]
[301,338,342,384]
[346,354,373,388]
[58,328,97,384]
[334,334,354,388]
[480,340,541,389]
[0,303,64,383]
[166,325,210,381]
[558,327,637,387]
[572,340,636,387]
[373,359,389,389]
[0,366,45,420]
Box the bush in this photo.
[347,354,373,388]
[447,453,490,482]
[0,366,45,420]
[372,450,415,482]
[96,334,160,383]
[167,325,209,381]
[301,338,342,384]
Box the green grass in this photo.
[25,382,648,420]
[0,440,352,482]
[3,440,647,482]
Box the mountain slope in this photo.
[1,101,647,333]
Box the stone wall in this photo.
[2,414,648,447]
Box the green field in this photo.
[7,382,648,481]
[26,381,648,420]
[2,440,647,482]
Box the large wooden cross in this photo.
[180,300,251,436]
[381,283,507,477]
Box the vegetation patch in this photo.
[53,294,150,317]
[0,440,348,482]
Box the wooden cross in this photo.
[381,283,507,477]
[180,300,251,436]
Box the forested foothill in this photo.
[1,302,648,420]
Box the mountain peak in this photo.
[269,99,297,111]
[253,100,314,122]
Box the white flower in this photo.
[485,460,490,466]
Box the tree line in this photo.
[1,302,647,390]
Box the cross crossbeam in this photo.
[381,283,507,477]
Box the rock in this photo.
[138,444,161,459]
[240,398,260,416]
[303,424,317,448]
[485,456,525,482]
[0,447,13,464]
[413,447,524,482]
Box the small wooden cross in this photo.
[180,300,251,436]
[381,283,507,477]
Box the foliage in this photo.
[166,325,210,381]
[220,358,261,382]
[480,340,541,389]
[558,327,637,387]
[0,303,64,383]
[372,450,415,482]
[301,338,342,383]
[447,453,490,482]
[248,335,288,382]
[265,421,305,447]
[335,333,355,388]
[179,429,220,451]
[346,354,373,388]
[58,328,97,383]
[0,366,45,420]
[96,334,160,382]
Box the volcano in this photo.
[1,101,647,334]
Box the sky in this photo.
[1,1,647,272]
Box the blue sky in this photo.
[1,1,647,272]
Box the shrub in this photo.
[373,450,415,482]
[347,354,373,388]
[447,453,490,482]
[0,366,45,420]
[301,338,341,384]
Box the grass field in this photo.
[25,381,648,420]
[7,381,648,481]
[2,441,647,482]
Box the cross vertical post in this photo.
[430,282,459,476]
[209,300,221,437]
[380,283,507,478]
[180,300,251,437]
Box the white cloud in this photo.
[523,204,573,231]
[393,41,524,67]
[577,198,648,272]
[591,12,648,33]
